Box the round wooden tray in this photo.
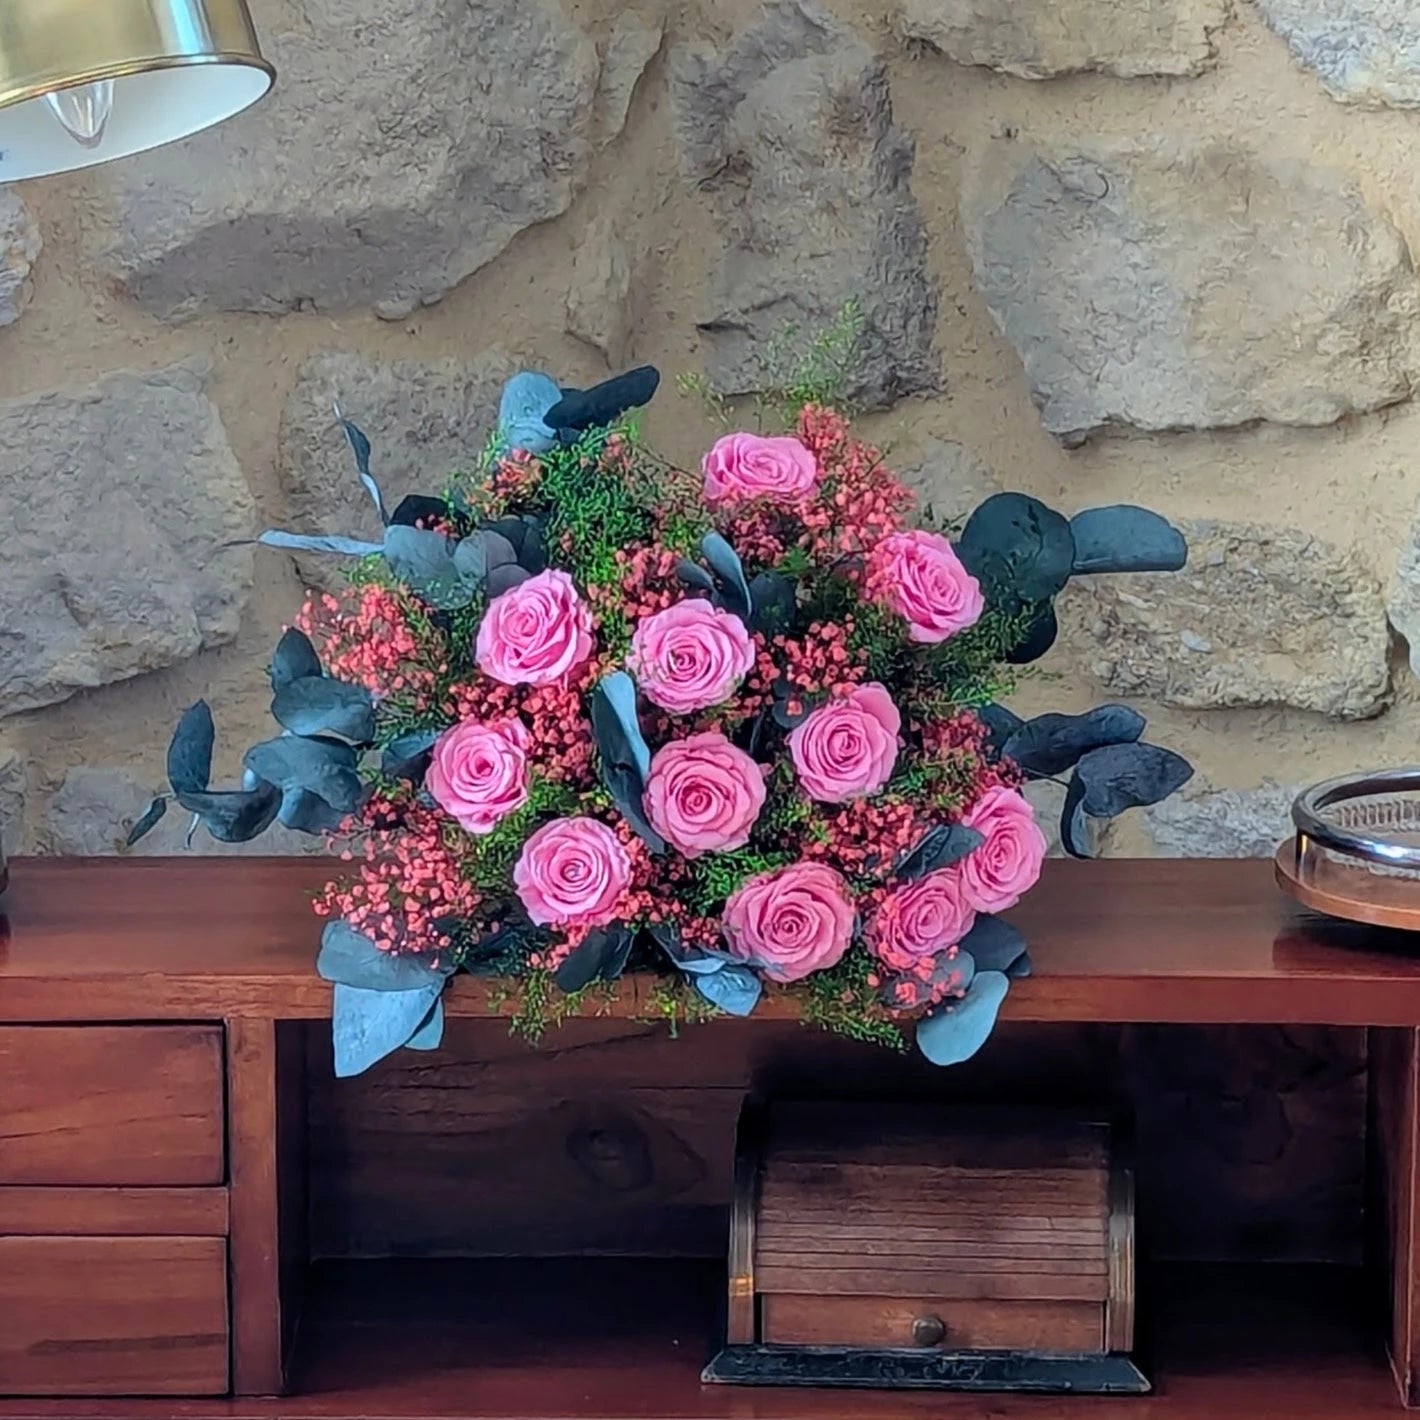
[1275,837,1420,930]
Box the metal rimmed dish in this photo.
[1276,769,1420,929]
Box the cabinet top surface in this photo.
[0,856,1417,1024]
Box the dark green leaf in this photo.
[269,627,322,692]
[879,948,976,1012]
[338,415,386,524]
[382,727,441,781]
[388,494,451,528]
[916,970,1010,1066]
[545,365,660,432]
[1070,506,1187,575]
[748,570,798,636]
[554,924,633,993]
[960,916,1028,975]
[124,796,167,847]
[979,703,1025,758]
[1076,741,1194,818]
[278,788,351,834]
[453,528,518,585]
[384,525,474,609]
[701,531,752,621]
[676,559,716,594]
[272,676,376,744]
[490,515,548,574]
[590,671,664,851]
[895,823,984,881]
[176,782,282,843]
[1002,705,1146,779]
[1060,771,1090,859]
[957,493,1075,606]
[167,701,215,796]
[1005,602,1058,665]
[244,736,364,816]
[1008,950,1033,980]
[486,564,533,599]
[649,922,727,977]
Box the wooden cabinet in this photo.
[0,1026,225,1186]
[0,1236,229,1395]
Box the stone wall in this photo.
[3,0,1420,859]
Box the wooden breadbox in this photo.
[703,1100,1145,1393]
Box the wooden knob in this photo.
[912,1314,947,1347]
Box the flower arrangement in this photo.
[135,335,1193,1076]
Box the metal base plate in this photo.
[702,1344,1151,1393]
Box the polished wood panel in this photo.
[4,857,1420,1024]
[0,1236,228,1396]
[228,1018,307,1396]
[1371,1027,1420,1404]
[0,1026,224,1185]
[760,1294,1104,1351]
[0,1187,227,1236]
[0,1259,1387,1418]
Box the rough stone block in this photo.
[0,190,40,328]
[963,138,1420,442]
[1144,781,1301,857]
[278,349,516,590]
[1254,0,1420,108]
[899,0,1227,78]
[94,0,600,320]
[1061,520,1391,719]
[0,362,254,717]
[672,0,939,408]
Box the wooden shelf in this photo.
[3,856,1420,1024]
[0,1259,1395,1419]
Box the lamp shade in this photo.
[0,0,273,181]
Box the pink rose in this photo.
[476,569,594,687]
[867,530,984,645]
[513,816,632,929]
[644,731,766,859]
[868,868,976,973]
[425,717,530,835]
[630,600,756,714]
[788,682,900,803]
[702,431,819,505]
[960,785,1047,913]
[722,862,856,983]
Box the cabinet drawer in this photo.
[761,1294,1106,1352]
[0,1236,229,1395]
[0,1026,224,1185]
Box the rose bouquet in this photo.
[136,358,1193,1076]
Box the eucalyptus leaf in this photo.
[748,570,797,636]
[269,627,322,692]
[497,371,560,454]
[676,559,716,594]
[406,996,445,1051]
[1076,741,1195,817]
[554,924,633,993]
[701,532,752,621]
[694,964,763,1017]
[957,493,1075,606]
[771,678,814,730]
[278,788,352,834]
[383,525,474,609]
[388,494,452,528]
[1002,705,1146,779]
[332,981,443,1077]
[317,919,455,991]
[338,414,386,525]
[382,727,441,781]
[125,796,168,847]
[244,735,364,813]
[452,528,518,585]
[1008,950,1034,980]
[1005,602,1058,665]
[167,701,215,796]
[591,672,665,852]
[916,970,1011,1067]
[175,782,282,843]
[489,515,548,574]
[1060,771,1091,859]
[257,530,384,556]
[545,365,660,433]
[272,676,376,744]
[895,823,984,881]
[878,948,976,1012]
[650,922,727,976]
[486,563,533,598]
[1070,506,1187,575]
[959,915,1028,975]
[979,703,1025,758]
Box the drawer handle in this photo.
[912,1314,947,1347]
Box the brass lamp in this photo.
[0,0,273,181]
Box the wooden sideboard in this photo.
[1,856,1420,1418]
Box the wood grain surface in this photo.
[0,1026,224,1185]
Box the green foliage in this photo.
[758,300,866,424]
[799,946,908,1051]
[463,777,582,894]
[542,426,652,588]
[508,969,616,1043]
[641,975,717,1039]
[684,845,795,916]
